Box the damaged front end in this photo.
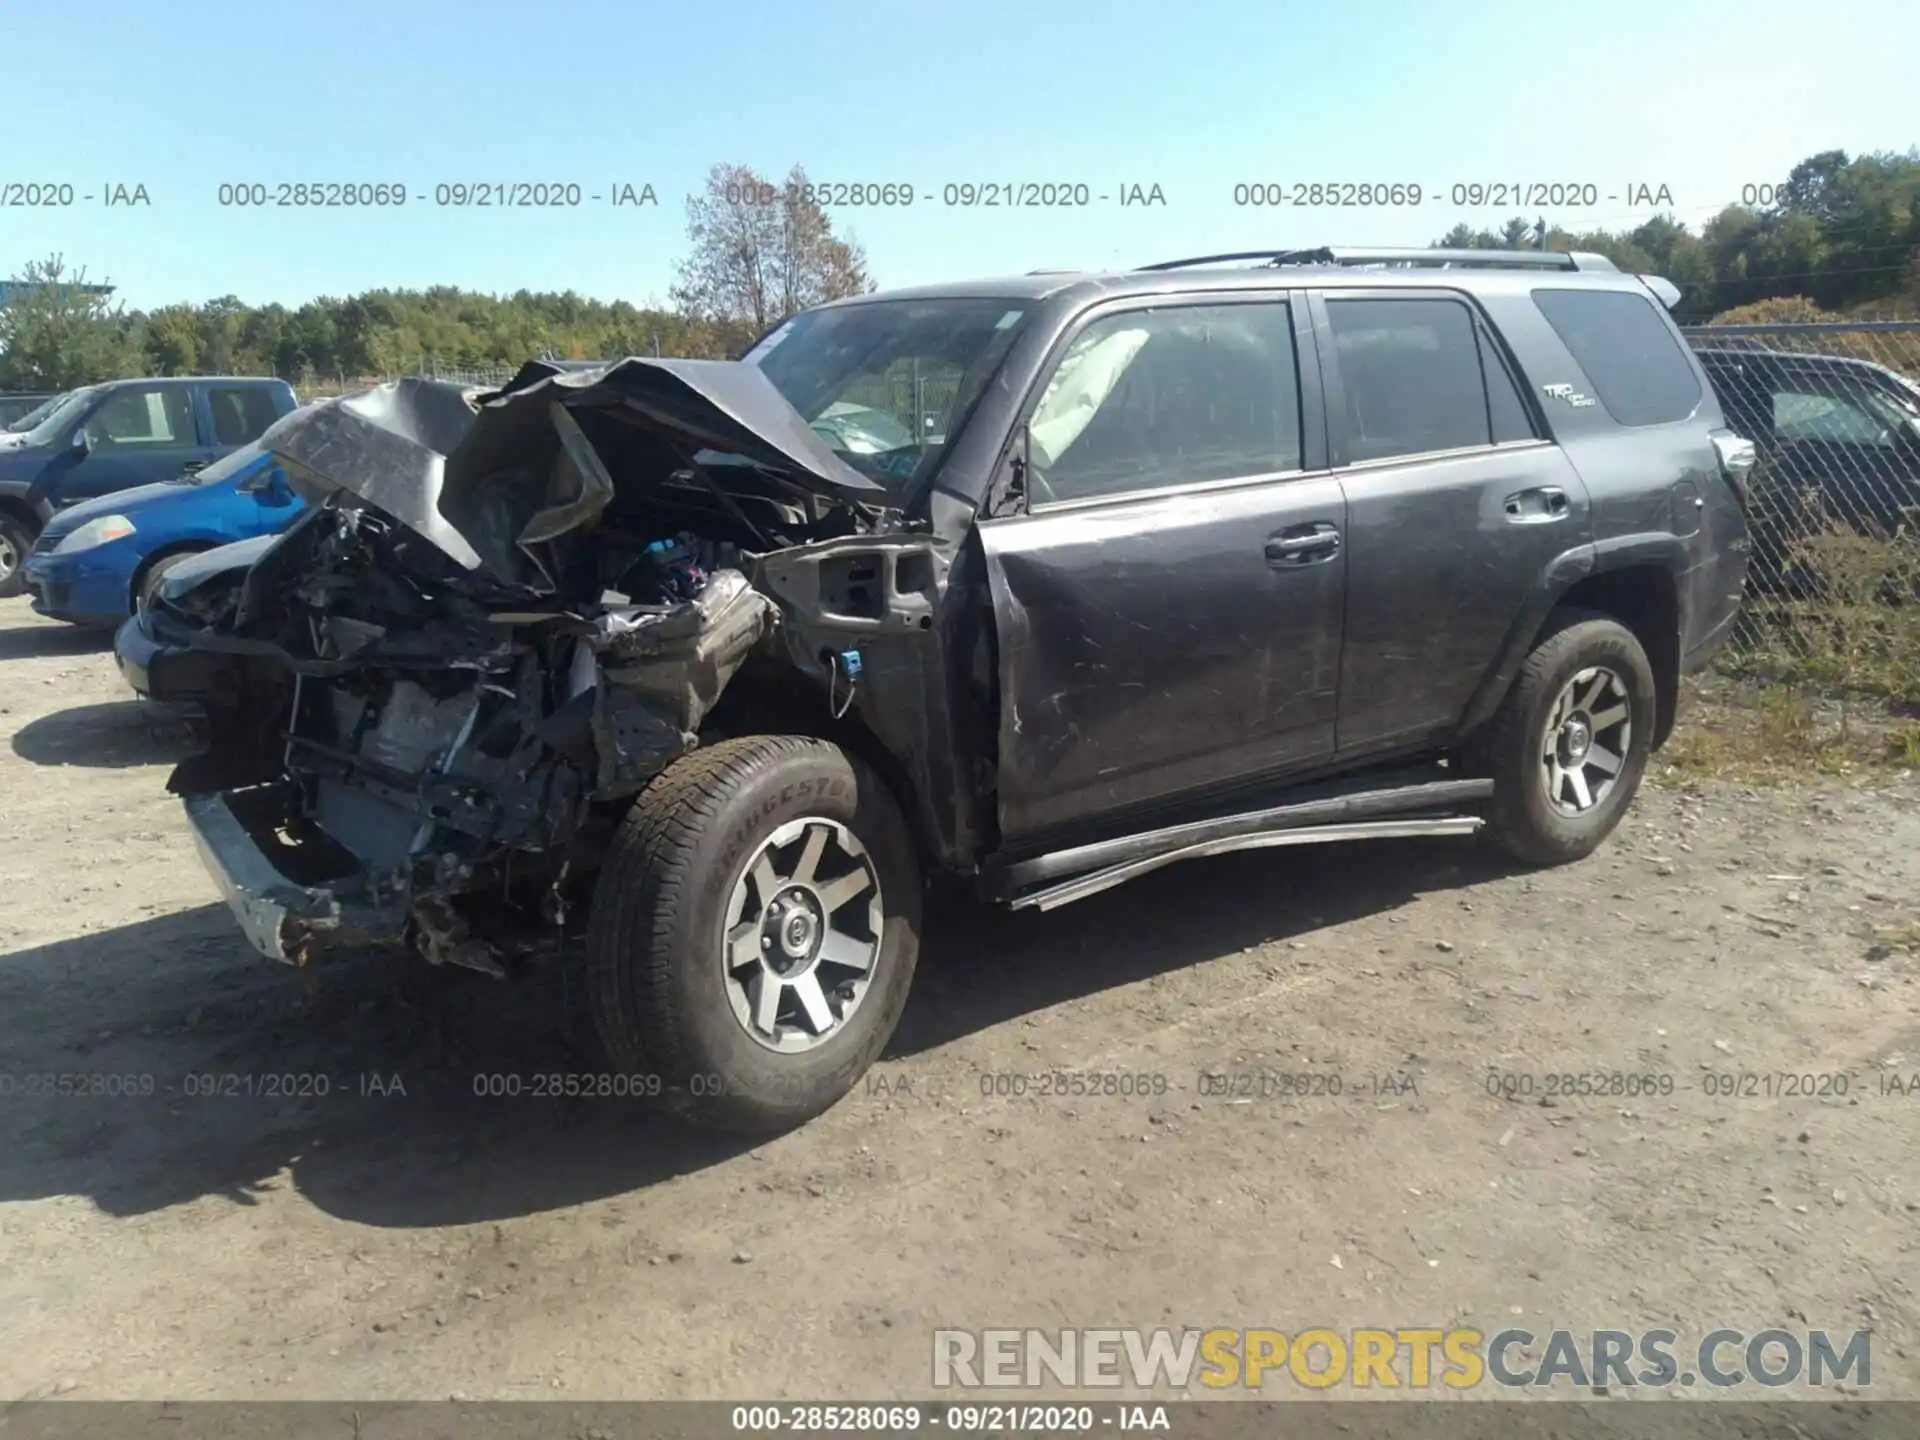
[167,358,946,972]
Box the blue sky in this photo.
[4,0,1915,310]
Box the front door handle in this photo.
[1503,486,1569,523]
[180,460,209,475]
[1265,522,1341,565]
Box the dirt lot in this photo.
[0,600,1916,1404]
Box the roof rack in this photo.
[1137,246,1621,274]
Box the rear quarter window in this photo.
[1531,288,1702,427]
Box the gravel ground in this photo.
[0,601,1916,1403]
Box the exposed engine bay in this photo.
[162,359,966,972]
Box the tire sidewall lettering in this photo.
[700,769,856,913]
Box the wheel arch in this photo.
[1550,564,1682,751]
[128,540,218,611]
[0,492,44,547]
[696,671,934,874]
[1461,537,1686,753]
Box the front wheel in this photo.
[134,550,203,615]
[1480,610,1656,867]
[0,512,35,599]
[585,735,921,1133]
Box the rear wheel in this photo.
[0,512,35,599]
[585,735,921,1133]
[1481,610,1656,866]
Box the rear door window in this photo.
[1531,288,1702,426]
[1325,296,1492,461]
[1483,331,1538,443]
[208,385,284,446]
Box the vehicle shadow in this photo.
[0,616,115,661]
[890,837,1510,1057]
[0,840,1506,1229]
[0,905,757,1227]
[10,700,199,768]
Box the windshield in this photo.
[1884,370,1920,412]
[186,439,268,485]
[6,393,64,432]
[20,386,101,446]
[745,297,1033,489]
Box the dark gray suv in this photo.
[139,245,1753,1132]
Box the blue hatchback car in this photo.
[24,440,304,625]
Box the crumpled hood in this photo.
[259,357,891,582]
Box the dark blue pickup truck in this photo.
[0,375,297,597]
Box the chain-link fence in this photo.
[297,359,542,400]
[1681,321,1920,703]
[408,360,524,388]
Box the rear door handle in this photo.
[1265,523,1341,565]
[1503,486,1569,523]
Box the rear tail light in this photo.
[1711,431,1756,508]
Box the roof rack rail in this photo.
[1137,246,1620,274]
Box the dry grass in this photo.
[1656,674,1915,785]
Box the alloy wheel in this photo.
[721,817,884,1053]
[1540,665,1632,816]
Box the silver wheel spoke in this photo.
[1546,688,1569,733]
[749,971,784,1033]
[814,868,874,914]
[791,824,829,885]
[817,929,876,973]
[1575,670,1607,712]
[726,919,763,970]
[1588,703,1628,732]
[749,854,781,905]
[1567,766,1593,810]
[792,972,835,1034]
[1587,745,1623,776]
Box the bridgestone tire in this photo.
[585,735,921,1134]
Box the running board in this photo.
[997,776,1492,895]
[1009,815,1485,912]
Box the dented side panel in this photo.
[976,478,1348,848]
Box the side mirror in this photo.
[70,426,92,454]
[248,466,294,505]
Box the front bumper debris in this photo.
[183,789,406,965]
